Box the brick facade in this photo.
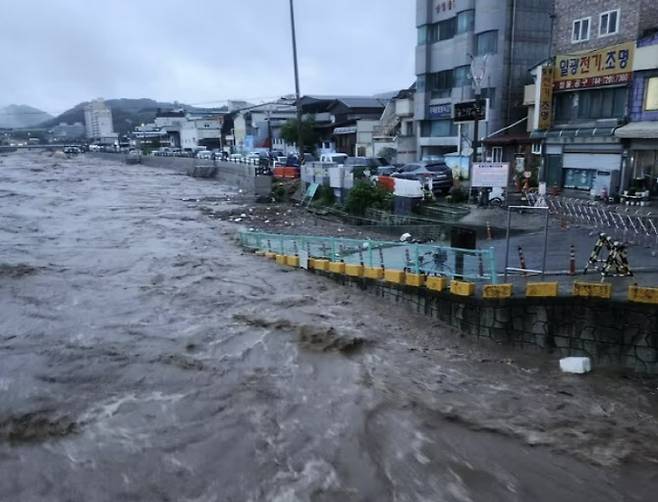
[640,0,658,36]
[553,0,645,53]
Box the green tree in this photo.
[345,180,393,216]
[377,147,397,163]
[280,117,320,153]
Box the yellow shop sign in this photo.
[554,41,634,91]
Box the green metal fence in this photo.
[240,230,497,283]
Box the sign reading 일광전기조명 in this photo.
[554,41,634,91]
[471,162,509,188]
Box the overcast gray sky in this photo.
[2,0,416,114]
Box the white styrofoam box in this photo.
[559,357,592,374]
[393,178,423,197]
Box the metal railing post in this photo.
[503,208,512,282]
[489,248,497,284]
[414,244,420,274]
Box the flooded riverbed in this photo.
[1,152,657,501]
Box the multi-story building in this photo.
[372,87,418,164]
[233,99,297,152]
[152,109,225,150]
[531,0,658,194]
[84,98,117,144]
[414,0,554,161]
[297,95,388,155]
[615,32,658,196]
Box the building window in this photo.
[577,87,626,119]
[457,10,475,34]
[572,17,590,42]
[438,17,456,40]
[599,9,619,37]
[531,143,542,155]
[417,25,428,44]
[454,65,472,87]
[429,70,454,98]
[417,75,426,91]
[645,77,658,111]
[554,93,572,122]
[421,119,456,137]
[475,31,498,56]
[428,23,440,43]
[492,146,503,162]
[554,87,627,122]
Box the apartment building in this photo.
[84,98,117,144]
[414,0,553,161]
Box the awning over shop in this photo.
[531,127,617,140]
[614,122,658,139]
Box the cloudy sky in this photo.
[2,0,416,115]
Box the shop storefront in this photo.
[537,41,634,194]
[634,148,658,196]
[615,129,658,196]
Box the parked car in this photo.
[392,161,454,194]
[345,156,391,172]
[196,150,212,160]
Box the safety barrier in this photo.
[528,193,658,251]
[241,231,658,303]
[239,230,498,283]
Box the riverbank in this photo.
[1,151,657,501]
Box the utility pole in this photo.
[289,0,304,158]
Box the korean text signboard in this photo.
[453,99,487,123]
[554,41,634,91]
[538,65,553,130]
[429,103,452,119]
[472,162,509,188]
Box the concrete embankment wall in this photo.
[89,153,272,197]
[319,272,658,374]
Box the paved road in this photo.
[1,152,658,501]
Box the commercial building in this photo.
[530,0,658,195]
[615,32,658,196]
[414,0,554,161]
[84,98,117,144]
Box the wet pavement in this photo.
[1,151,658,502]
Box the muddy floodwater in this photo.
[2,152,658,502]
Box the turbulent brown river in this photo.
[1,151,658,502]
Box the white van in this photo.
[319,153,348,165]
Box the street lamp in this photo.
[288,0,304,158]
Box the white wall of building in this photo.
[84,98,115,141]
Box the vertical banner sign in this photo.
[538,66,553,130]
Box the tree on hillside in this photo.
[280,117,320,153]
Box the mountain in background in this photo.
[38,98,210,135]
[0,104,53,128]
